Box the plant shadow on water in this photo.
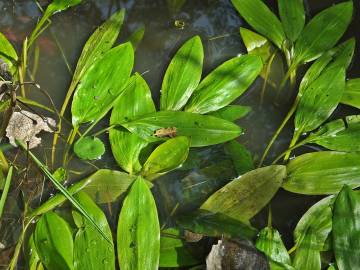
[0,0,360,269]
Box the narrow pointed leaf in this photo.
[0,32,18,73]
[341,78,360,109]
[117,177,160,270]
[201,165,286,222]
[121,111,242,147]
[208,105,251,122]
[160,36,203,110]
[185,55,262,114]
[46,0,82,13]
[293,234,321,270]
[278,0,305,42]
[71,43,134,126]
[127,26,145,50]
[231,0,285,49]
[110,74,156,174]
[284,151,360,195]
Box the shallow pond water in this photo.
[0,0,360,268]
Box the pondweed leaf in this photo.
[34,212,74,270]
[200,165,286,222]
[256,227,293,269]
[278,0,305,42]
[71,42,134,126]
[27,234,43,270]
[293,233,321,270]
[185,55,262,114]
[208,105,251,122]
[127,25,145,50]
[110,74,156,174]
[46,0,82,13]
[160,36,203,111]
[306,115,360,152]
[73,192,115,270]
[231,0,285,49]
[341,78,360,109]
[74,136,105,160]
[293,1,353,65]
[0,32,18,73]
[117,177,160,270]
[284,151,360,195]
[121,111,242,147]
[142,136,190,179]
[333,185,360,270]
[330,38,355,69]
[224,140,254,175]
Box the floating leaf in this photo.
[121,111,242,147]
[341,78,360,109]
[142,136,190,178]
[0,32,18,73]
[178,210,257,239]
[71,43,134,126]
[293,1,353,65]
[278,0,305,42]
[160,36,203,111]
[110,74,156,174]
[201,165,286,222]
[34,212,74,270]
[208,105,251,122]
[73,192,115,270]
[224,140,254,175]
[231,0,285,49]
[74,137,105,160]
[333,185,360,270]
[284,151,360,195]
[117,177,160,270]
[185,55,262,114]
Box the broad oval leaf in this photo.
[0,32,18,73]
[74,136,105,160]
[73,192,115,270]
[200,165,286,222]
[71,42,134,126]
[110,74,156,174]
[293,1,353,64]
[208,105,251,122]
[278,0,305,42]
[34,212,74,270]
[121,111,242,147]
[284,151,360,195]
[185,55,262,114]
[117,176,160,270]
[160,36,203,110]
[341,78,360,109]
[231,0,285,49]
[333,185,360,270]
[142,136,190,178]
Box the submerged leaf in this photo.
[224,140,254,175]
[185,55,262,114]
[341,78,360,109]
[74,137,105,160]
[201,165,286,222]
[284,151,360,194]
[127,26,145,50]
[208,105,251,122]
[0,32,18,73]
[121,111,242,147]
[117,177,160,270]
[160,36,203,111]
[293,233,321,270]
[278,0,305,42]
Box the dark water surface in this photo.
[0,0,360,268]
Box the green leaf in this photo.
[160,36,203,111]
[71,42,134,126]
[117,177,160,270]
[178,210,257,239]
[142,136,190,178]
[127,26,145,50]
[231,0,285,49]
[333,185,360,270]
[255,227,292,269]
[159,228,199,268]
[185,55,263,114]
[278,0,305,42]
[284,151,360,195]
[330,38,356,69]
[341,78,360,109]
[53,167,67,183]
[74,137,105,160]
[294,63,345,138]
[208,105,251,122]
[200,165,286,222]
[73,192,115,270]
[110,74,156,174]
[121,111,242,147]
[34,212,74,270]
[46,0,82,13]
[293,1,353,64]
[224,140,254,175]
[306,115,360,152]
[0,32,18,73]
[27,234,43,270]
[293,233,321,270]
